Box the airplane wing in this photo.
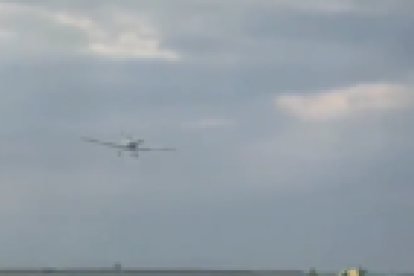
[139,147,176,151]
[82,137,124,149]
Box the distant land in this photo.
[0,268,307,273]
[0,268,302,272]
[0,268,410,276]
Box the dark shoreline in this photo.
[0,270,304,273]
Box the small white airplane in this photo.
[82,134,176,158]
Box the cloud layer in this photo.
[0,0,413,271]
[276,82,413,121]
[0,2,178,59]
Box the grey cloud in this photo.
[2,182,414,269]
[243,106,414,192]
[7,0,414,11]
[0,8,91,53]
[2,1,413,83]
[158,4,413,90]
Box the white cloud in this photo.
[0,3,179,60]
[276,82,413,122]
[262,0,408,13]
[268,0,359,13]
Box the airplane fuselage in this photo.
[82,136,173,158]
[124,139,144,151]
[126,142,137,150]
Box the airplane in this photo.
[81,134,176,158]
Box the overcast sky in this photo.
[0,0,413,271]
